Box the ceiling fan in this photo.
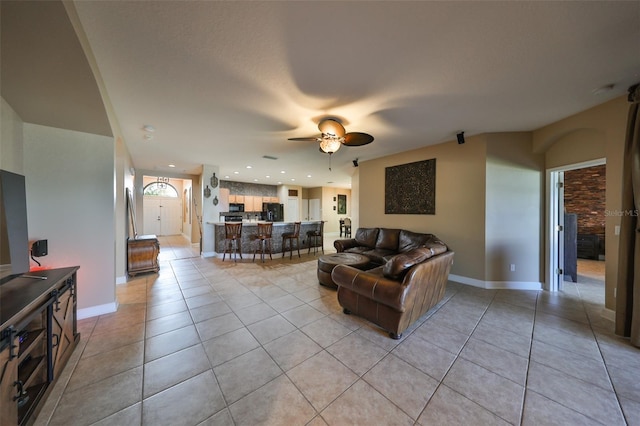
[288,118,374,154]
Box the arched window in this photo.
[143,182,179,197]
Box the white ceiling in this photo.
[4,1,640,188]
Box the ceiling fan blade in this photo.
[318,119,345,137]
[343,132,374,146]
[288,137,320,141]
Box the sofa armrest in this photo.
[332,251,455,312]
[331,264,409,311]
[334,239,359,252]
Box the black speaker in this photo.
[31,239,48,257]
[352,159,359,167]
[457,132,465,144]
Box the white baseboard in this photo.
[77,302,118,320]
[115,275,127,285]
[449,274,542,291]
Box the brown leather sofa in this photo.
[332,228,454,339]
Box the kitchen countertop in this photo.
[207,220,323,226]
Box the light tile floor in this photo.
[34,238,639,425]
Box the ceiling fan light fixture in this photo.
[319,137,342,154]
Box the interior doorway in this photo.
[547,159,606,293]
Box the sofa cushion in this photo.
[383,247,436,280]
[363,248,396,265]
[375,228,401,251]
[344,246,370,256]
[397,230,431,252]
[355,228,379,248]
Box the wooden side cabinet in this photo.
[0,267,80,425]
[127,235,160,276]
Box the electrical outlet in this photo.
[615,225,620,236]
[510,264,516,272]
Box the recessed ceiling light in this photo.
[234,171,239,174]
[307,175,312,178]
[265,175,270,178]
[143,125,155,132]
[246,165,252,169]
[280,170,286,174]
[291,178,295,181]
[224,175,230,179]
[144,134,154,141]
[168,164,175,168]
[253,179,258,182]
[277,181,282,184]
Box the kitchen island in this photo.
[208,221,323,257]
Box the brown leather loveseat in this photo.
[332,228,454,339]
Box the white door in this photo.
[286,197,299,222]
[302,199,309,221]
[309,199,321,221]
[143,196,182,235]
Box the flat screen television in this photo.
[0,169,30,283]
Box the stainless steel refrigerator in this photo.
[262,203,284,222]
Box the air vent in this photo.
[262,155,278,160]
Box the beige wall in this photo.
[533,96,628,310]
[23,123,116,314]
[321,187,351,234]
[358,135,488,281]
[485,133,545,284]
[1,98,24,174]
[1,99,118,315]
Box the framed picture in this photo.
[337,194,347,214]
[385,158,436,214]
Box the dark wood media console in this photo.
[0,267,80,425]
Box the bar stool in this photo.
[223,222,243,262]
[343,217,352,238]
[253,222,273,263]
[307,221,324,255]
[282,221,301,259]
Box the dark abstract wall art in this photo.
[385,159,436,214]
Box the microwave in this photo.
[229,203,244,212]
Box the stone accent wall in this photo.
[564,164,606,255]
[220,181,277,197]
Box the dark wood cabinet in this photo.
[0,267,80,425]
[127,235,160,276]
[577,234,600,260]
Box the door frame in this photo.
[546,158,605,291]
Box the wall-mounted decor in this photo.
[126,188,138,238]
[385,159,436,214]
[337,194,347,214]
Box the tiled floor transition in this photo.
[33,236,639,425]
